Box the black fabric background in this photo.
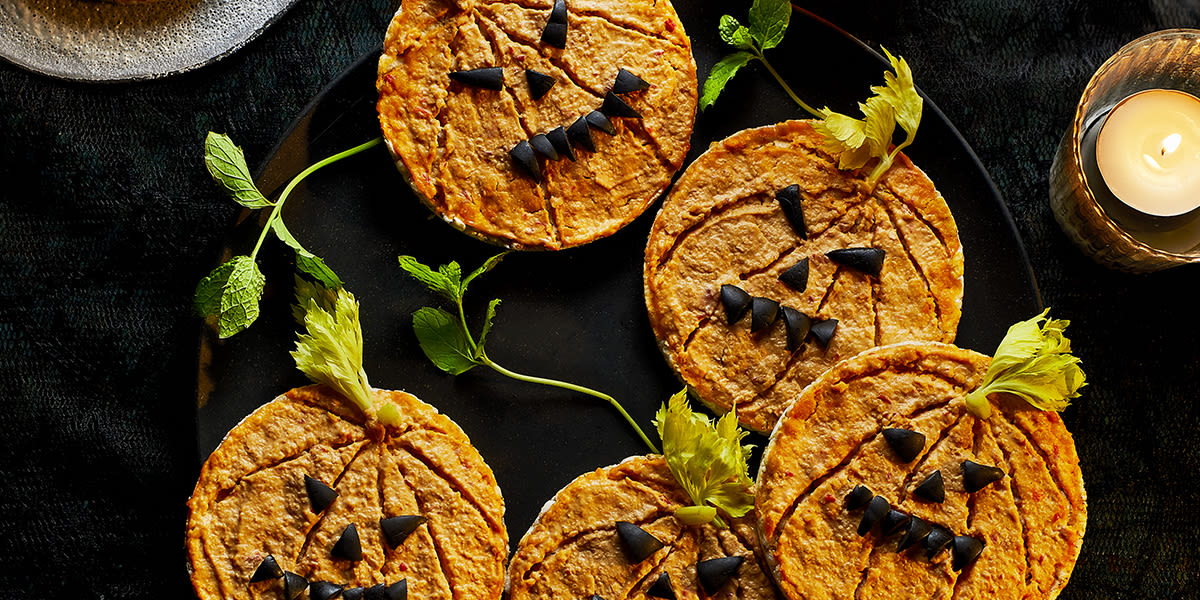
[2,0,1199,597]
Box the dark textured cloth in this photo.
[1,0,1198,597]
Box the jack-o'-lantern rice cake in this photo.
[644,120,964,433]
[377,0,697,250]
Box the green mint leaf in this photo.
[461,252,508,295]
[700,51,755,112]
[217,255,266,338]
[438,262,463,294]
[412,306,479,375]
[748,0,790,51]
[476,298,502,353]
[204,132,272,209]
[398,255,459,302]
[718,15,754,50]
[271,218,344,289]
[194,260,236,317]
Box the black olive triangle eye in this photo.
[332,523,363,561]
[304,475,338,514]
[962,460,1005,492]
[249,555,283,582]
[525,69,556,99]
[612,68,650,93]
[775,184,808,239]
[381,515,427,548]
[913,469,945,503]
[826,247,886,277]
[615,521,664,562]
[601,91,642,119]
[882,428,925,462]
[448,67,504,90]
[778,257,809,291]
[696,556,744,595]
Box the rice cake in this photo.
[644,120,964,432]
[508,455,780,600]
[186,385,508,600]
[756,342,1087,600]
[377,0,697,250]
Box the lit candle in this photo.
[1095,89,1200,217]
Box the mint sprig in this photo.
[702,2,926,188]
[194,133,381,338]
[399,253,659,453]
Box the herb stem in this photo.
[250,137,384,260]
[479,356,660,454]
[757,52,822,119]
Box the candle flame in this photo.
[1161,133,1182,156]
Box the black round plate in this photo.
[195,7,1040,549]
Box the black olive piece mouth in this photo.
[951,535,985,571]
[530,133,559,161]
[310,581,344,600]
[547,126,575,161]
[809,318,838,347]
[719,284,752,325]
[749,297,780,332]
[601,91,642,119]
[249,555,283,582]
[567,117,596,152]
[510,140,541,182]
[781,306,812,351]
[896,516,932,552]
[646,572,676,599]
[858,495,889,536]
[844,484,873,510]
[585,110,617,135]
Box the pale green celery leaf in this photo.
[461,252,508,294]
[272,218,343,289]
[398,255,459,302]
[814,111,873,170]
[653,390,754,525]
[965,309,1086,419]
[477,298,502,353]
[718,15,755,50]
[292,275,338,325]
[412,306,479,375]
[217,256,265,338]
[860,96,898,159]
[869,48,923,136]
[748,0,791,50]
[204,132,272,209]
[701,51,755,111]
[291,287,374,416]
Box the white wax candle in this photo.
[1096,89,1200,217]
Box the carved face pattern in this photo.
[757,343,1086,599]
[376,0,698,250]
[186,387,507,600]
